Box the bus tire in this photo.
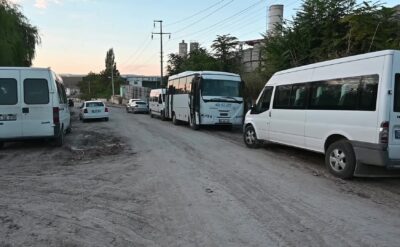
[244,125,260,148]
[0,142,4,149]
[325,140,356,179]
[172,113,179,125]
[189,114,199,130]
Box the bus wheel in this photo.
[172,114,179,125]
[244,125,260,148]
[0,142,4,149]
[325,140,356,179]
[189,114,199,130]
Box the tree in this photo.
[261,0,400,79]
[78,49,125,99]
[166,47,218,76]
[0,0,40,66]
[211,34,240,71]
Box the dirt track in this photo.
[1,106,400,246]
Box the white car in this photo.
[0,67,71,147]
[79,101,109,121]
[126,100,149,114]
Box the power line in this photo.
[166,0,226,27]
[172,0,235,34]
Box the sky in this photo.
[9,0,400,76]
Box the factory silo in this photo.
[179,40,188,57]
[268,4,284,35]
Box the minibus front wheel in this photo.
[244,125,260,148]
[325,140,356,179]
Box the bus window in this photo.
[201,79,241,97]
[186,76,193,92]
[395,74,400,112]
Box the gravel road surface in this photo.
[1,106,400,246]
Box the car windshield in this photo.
[86,102,104,107]
[201,79,241,97]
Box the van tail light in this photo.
[379,121,389,144]
[105,107,109,112]
[53,107,60,124]
[84,109,88,114]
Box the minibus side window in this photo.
[24,79,49,104]
[359,75,378,111]
[395,74,400,112]
[0,79,18,105]
[273,85,291,109]
[255,86,273,113]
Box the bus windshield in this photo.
[201,79,242,97]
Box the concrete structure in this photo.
[179,40,188,57]
[120,85,151,102]
[123,75,161,89]
[240,40,263,73]
[268,4,284,36]
[189,42,199,53]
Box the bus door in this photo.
[190,76,200,124]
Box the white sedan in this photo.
[79,101,109,121]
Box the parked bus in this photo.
[165,71,244,130]
[244,50,400,178]
[149,88,166,120]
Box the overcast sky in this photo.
[10,0,400,75]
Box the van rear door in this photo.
[389,73,400,160]
[21,70,54,137]
[0,69,22,139]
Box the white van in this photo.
[149,88,166,120]
[0,67,71,147]
[244,50,400,178]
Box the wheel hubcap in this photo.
[329,149,347,172]
[245,129,256,144]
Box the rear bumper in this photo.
[133,108,149,113]
[352,141,400,169]
[82,113,109,119]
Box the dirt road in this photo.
[1,106,400,246]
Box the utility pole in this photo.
[152,20,171,88]
[88,80,91,96]
[111,62,115,96]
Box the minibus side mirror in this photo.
[250,105,257,114]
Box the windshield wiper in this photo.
[220,96,242,103]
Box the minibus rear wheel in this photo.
[244,125,260,148]
[325,140,356,179]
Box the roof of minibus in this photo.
[169,71,240,80]
[274,50,399,76]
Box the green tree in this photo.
[211,34,240,72]
[0,0,40,66]
[261,0,400,79]
[78,49,125,99]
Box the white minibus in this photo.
[149,88,166,120]
[244,50,400,178]
[165,71,244,130]
[0,67,71,147]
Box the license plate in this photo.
[92,110,101,113]
[395,130,400,139]
[219,119,230,124]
